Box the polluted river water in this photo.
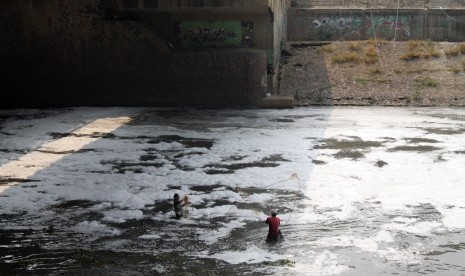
[1,106,465,275]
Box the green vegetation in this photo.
[355,78,368,84]
[412,90,421,102]
[414,77,439,87]
[373,78,389,83]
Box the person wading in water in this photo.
[173,193,188,219]
[265,209,283,242]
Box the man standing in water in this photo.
[173,193,188,219]
[265,209,282,242]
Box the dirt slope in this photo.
[279,41,465,106]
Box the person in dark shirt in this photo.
[265,209,282,242]
[173,193,188,218]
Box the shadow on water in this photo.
[0,107,334,275]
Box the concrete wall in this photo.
[288,9,465,41]
[120,0,270,8]
[0,0,269,108]
[114,0,290,94]
[291,0,465,9]
[268,0,291,92]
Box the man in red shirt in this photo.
[265,209,282,242]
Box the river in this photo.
[1,107,465,275]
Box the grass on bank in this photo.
[401,40,441,60]
[363,45,379,64]
[349,41,362,50]
[330,43,380,64]
[414,77,439,87]
[368,66,382,75]
[444,43,465,57]
[332,52,359,63]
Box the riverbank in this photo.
[279,41,465,107]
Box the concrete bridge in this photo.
[1,0,464,108]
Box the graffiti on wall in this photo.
[368,16,411,40]
[313,16,363,40]
[312,14,413,40]
[179,21,254,48]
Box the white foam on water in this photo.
[202,245,284,265]
[102,209,144,223]
[73,220,121,236]
[138,234,161,239]
[197,220,246,245]
[291,250,350,275]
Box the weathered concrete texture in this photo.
[268,0,291,93]
[154,49,268,107]
[2,48,267,108]
[288,9,465,41]
[0,0,269,108]
[291,0,465,9]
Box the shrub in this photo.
[403,40,441,60]
[364,45,379,64]
[445,44,465,57]
[445,47,461,57]
[355,78,368,84]
[368,66,382,74]
[401,50,441,60]
[322,44,335,52]
[427,49,441,58]
[413,90,421,102]
[407,40,422,51]
[400,52,422,60]
[332,52,359,63]
[450,67,461,74]
[349,41,361,50]
[415,77,439,87]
